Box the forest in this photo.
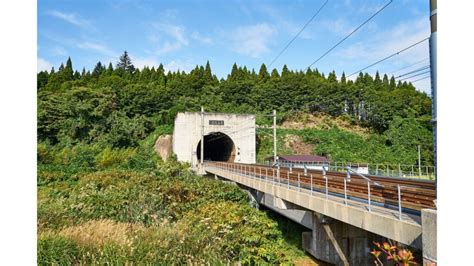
[38,51,433,165]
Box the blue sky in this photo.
[38,0,432,93]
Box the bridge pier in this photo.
[422,209,437,265]
[303,212,382,266]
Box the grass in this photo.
[256,126,430,167]
[38,138,311,264]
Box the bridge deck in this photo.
[203,161,437,249]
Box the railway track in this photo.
[205,161,437,211]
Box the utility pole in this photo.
[273,110,277,164]
[418,145,422,177]
[200,106,204,166]
[429,0,437,182]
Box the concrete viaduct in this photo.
[172,111,437,265]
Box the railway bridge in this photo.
[172,111,437,265]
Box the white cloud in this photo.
[77,41,116,57]
[229,23,277,58]
[338,18,431,93]
[338,18,430,65]
[50,46,67,56]
[255,4,315,40]
[38,57,53,72]
[47,10,92,29]
[151,23,189,55]
[133,56,160,69]
[320,19,354,36]
[164,60,194,73]
[191,31,213,45]
[156,41,182,55]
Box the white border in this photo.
[0,0,37,264]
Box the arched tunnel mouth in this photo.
[196,132,236,162]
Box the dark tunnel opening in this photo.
[196,132,236,162]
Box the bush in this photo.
[95,147,137,168]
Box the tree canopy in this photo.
[37,55,433,164]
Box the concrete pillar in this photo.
[422,209,437,265]
[303,212,378,266]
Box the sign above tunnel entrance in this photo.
[209,120,224,125]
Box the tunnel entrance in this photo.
[196,132,236,162]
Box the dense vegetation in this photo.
[37,52,433,263]
[256,122,433,166]
[37,127,310,264]
[38,52,433,165]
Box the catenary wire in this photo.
[397,70,431,81]
[394,65,430,79]
[388,58,429,75]
[409,75,431,83]
[268,0,328,68]
[347,37,429,77]
[306,0,393,70]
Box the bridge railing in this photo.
[203,161,436,219]
[261,160,436,180]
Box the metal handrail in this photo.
[346,166,384,188]
[204,162,412,218]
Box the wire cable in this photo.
[347,37,429,77]
[409,75,430,83]
[397,70,430,81]
[394,65,430,79]
[388,58,429,75]
[268,0,328,68]
[306,0,393,70]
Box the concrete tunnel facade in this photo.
[173,112,256,167]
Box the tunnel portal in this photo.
[196,132,236,162]
[173,111,255,166]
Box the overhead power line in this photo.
[268,0,328,68]
[397,70,430,81]
[394,65,430,79]
[306,0,393,70]
[388,58,429,75]
[347,37,429,77]
[409,75,430,83]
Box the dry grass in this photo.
[57,219,145,248]
[284,134,315,155]
[281,112,370,137]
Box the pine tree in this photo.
[204,61,213,80]
[340,72,347,84]
[383,74,389,85]
[258,63,269,81]
[390,76,396,88]
[270,69,280,79]
[116,51,135,73]
[92,61,105,78]
[65,57,74,80]
[281,64,290,77]
[106,62,114,75]
[229,63,239,80]
[328,71,337,83]
[73,70,81,80]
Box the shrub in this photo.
[95,147,136,168]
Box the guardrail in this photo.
[262,160,436,180]
[204,161,436,219]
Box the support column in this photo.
[303,212,376,265]
[422,209,437,265]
